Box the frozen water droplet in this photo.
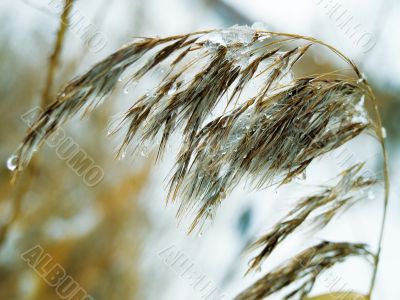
[118,151,126,160]
[123,88,129,94]
[205,31,226,50]
[206,25,254,50]
[231,25,254,45]
[168,83,177,96]
[141,146,149,157]
[295,171,307,183]
[198,232,203,237]
[381,127,387,138]
[357,73,367,84]
[358,95,365,107]
[352,95,368,124]
[6,155,18,171]
[243,154,247,159]
[118,78,123,82]
[368,191,375,200]
[257,35,268,41]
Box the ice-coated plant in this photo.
[10,25,389,299]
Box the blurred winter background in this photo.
[0,0,399,299]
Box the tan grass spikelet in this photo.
[13,26,372,231]
[235,242,372,300]
[246,163,376,273]
[11,25,389,299]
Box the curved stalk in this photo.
[255,29,390,299]
[42,0,74,107]
[366,86,390,298]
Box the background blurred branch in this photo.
[42,0,75,107]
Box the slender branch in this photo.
[41,0,74,107]
[367,86,390,298]
[1,0,75,248]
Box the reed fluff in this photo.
[246,163,376,273]
[236,242,372,300]
[12,25,389,299]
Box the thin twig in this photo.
[1,0,75,248]
[366,85,390,299]
[41,0,74,107]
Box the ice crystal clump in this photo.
[205,25,255,48]
[381,127,387,138]
[351,95,369,124]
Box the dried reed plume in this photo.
[11,25,390,299]
[247,163,376,273]
[236,241,372,300]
